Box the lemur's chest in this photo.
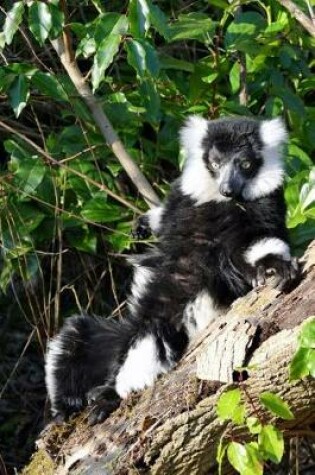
[167,201,251,246]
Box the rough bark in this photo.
[25,241,315,475]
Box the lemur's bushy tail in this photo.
[45,314,138,418]
[45,313,188,420]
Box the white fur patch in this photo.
[183,290,220,340]
[45,335,64,414]
[260,118,288,148]
[179,115,228,205]
[128,266,153,315]
[243,118,287,200]
[146,206,164,234]
[115,334,170,398]
[245,238,291,266]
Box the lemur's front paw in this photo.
[252,256,300,291]
[87,399,120,425]
[86,385,121,425]
[132,215,152,240]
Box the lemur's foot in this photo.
[87,385,121,426]
[132,215,152,240]
[252,256,300,291]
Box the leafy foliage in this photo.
[216,387,292,474]
[290,317,315,380]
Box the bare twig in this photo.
[0,119,141,213]
[238,55,248,106]
[229,3,248,106]
[276,0,315,37]
[49,1,160,208]
[305,0,315,25]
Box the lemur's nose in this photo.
[219,183,233,197]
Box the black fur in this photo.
[45,116,298,424]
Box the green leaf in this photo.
[92,34,121,90]
[288,144,313,167]
[20,253,40,281]
[126,39,159,78]
[81,197,127,223]
[299,317,315,348]
[290,347,315,380]
[66,227,97,254]
[129,0,150,37]
[227,442,263,475]
[276,87,305,116]
[48,3,65,39]
[159,54,194,72]
[12,158,46,195]
[168,13,214,42]
[0,32,5,49]
[94,13,122,43]
[28,1,52,45]
[246,416,262,435]
[76,36,96,59]
[139,78,160,123]
[32,71,68,101]
[8,75,30,117]
[216,438,228,475]
[259,392,294,420]
[107,227,133,252]
[126,40,146,78]
[216,388,241,421]
[210,0,229,8]
[225,12,266,54]
[229,62,240,94]
[3,1,24,45]
[258,425,284,464]
[91,15,128,90]
[147,0,170,39]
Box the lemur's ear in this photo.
[179,115,209,160]
[260,117,288,148]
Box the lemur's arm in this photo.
[132,205,165,239]
[243,237,299,291]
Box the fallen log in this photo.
[24,240,315,475]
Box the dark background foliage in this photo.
[0,0,314,472]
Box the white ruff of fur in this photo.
[183,290,221,340]
[243,118,288,200]
[146,206,164,233]
[45,335,66,414]
[179,116,228,205]
[128,266,153,315]
[115,334,171,398]
[245,237,291,266]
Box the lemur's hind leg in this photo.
[87,385,121,425]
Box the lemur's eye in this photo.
[241,160,251,170]
[211,161,220,170]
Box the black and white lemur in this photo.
[45,115,299,423]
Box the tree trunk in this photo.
[26,241,315,475]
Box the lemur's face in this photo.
[180,115,287,204]
[203,120,263,200]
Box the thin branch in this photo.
[50,2,160,208]
[276,0,315,37]
[0,119,141,213]
[305,0,315,25]
[238,55,248,106]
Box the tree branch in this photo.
[30,241,315,475]
[276,0,315,37]
[50,28,160,208]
